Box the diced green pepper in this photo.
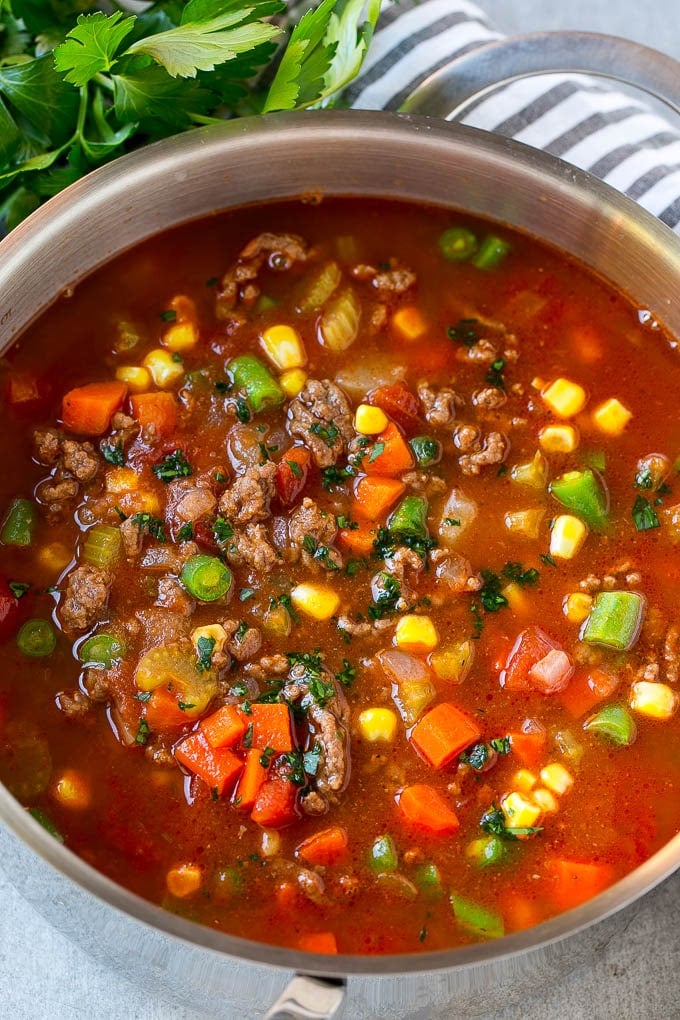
[368,833,398,874]
[472,235,511,270]
[409,436,442,468]
[17,619,56,658]
[549,468,609,531]
[450,893,505,939]
[438,227,477,262]
[79,633,125,667]
[228,354,284,413]
[388,495,428,540]
[412,862,443,898]
[181,555,232,602]
[1,498,37,547]
[582,590,645,650]
[466,836,507,868]
[583,703,637,746]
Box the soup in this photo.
[1,198,679,955]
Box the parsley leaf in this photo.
[54,12,136,87]
[101,439,125,466]
[195,635,216,674]
[502,562,539,586]
[130,512,166,542]
[480,803,542,841]
[632,494,660,531]
[152,448,192,482]
[479,571,508,612]
[447,317,480,346]
[335,658,356,687]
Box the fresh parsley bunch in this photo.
[0,0,380,230]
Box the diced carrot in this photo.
[296,826,349,866]
[276,446,312,505]
[201,704,248,749]
[545,858,613,912]
[361,422,414,478]
[391,305,427,341]
[62,381,127,435]
[501,891,542,932]
[251,773,298,828]
[410,702,482,769]
[233,748,268,811]
[397,784,460,835]
[275,881,298,911]
[298,931,338,954]
[174,730,243,797]
[337,520,375,556]
[241,703,294,752]
[369,383,421,433]
[352,475,406,520]
[130,391,178,439]
[508,730,547,768]
[559,667,620,719]
[144,686,200,731]
[7,371,42,407]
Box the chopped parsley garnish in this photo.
[635,468,654,490]
[270,593,299,623]
[229,681,248,698]
[480,804,543,840]
[502,562,539,586]
[490,736,511,755]
[213,517,234,545]
[259,746,276,768]
[336,514,358,530]
[346,557,367,577]
[178,701,196,711]
[135,691,152,703]
[303,743,321,776]
[444,518,461,527]
[239,587,255,602]
[419,926,428,944]
[373,525,436,562]
[113,506,127,521]
[234,621,249,643]
[152,448,192,482]
[177,521,194,542]
[258,441,271,464]
[632,494,660,531]
[101,439,125,466]
[9,581,30,599]
[215,380,231,394]
[321,464,355,490]
[470,602,484,638]
[284,743,322,786]
[160,309,177,323]
[256,680,285,704]
[335,659,356,687]
[309,420,339,448]
[135,718,150,746]
[308,675,336,707]
[447,318,480,346]
[242,722,254,748]
[287,650,323,679]
[171,353,183,364]
[287,459,303,479]
[485,357,506,389]
[459,742,490,771]
[130,513,166,543]
[368,572,401,619]
[302,535,339,571]
[368,440,385,464]
[540,553,557,567]
[206,277,218,288]
[195,635,216,674]
[478,570,508,612]
[235,399,251,423]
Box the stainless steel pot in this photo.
[1,31,680,1020]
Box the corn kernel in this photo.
[541,378,587,418]
[630,680,679,720]
[394,614,439,654]
[550,514,587,559]
[105,467,138,494]
[430,640,474,684]
[118,490,161,516]
[261,324,306,371]
[143,349,185,388]
[166,863,203,898]
[539,424,579,453]
[280,368,307,398]
[592,397,632,435]
[563,592,593,624]
[532,788,559,813]
[531,376,546,390]
[539,763,574,795]
[513,769,537,793]
[502,582,531,616]
[358,707,398,742]
[392,305,427,341]
[191,624,228,658]
[501,791,542,829]
[37,542,72,574]
[354,403,389,435]
[162,321,198,352]
[52,769,90,810]
[504,507,545,539]
[290,582,340,621]
[115,365,152,393]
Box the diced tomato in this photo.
[560,667,620,718]
[544,858,613,912]
[6,371,46,411]
[0,577,23,641]
[130,392,178,439]
[501,627,573,695]
[368,383,421,434]
[508,728,547,767]
[251,772,298,828]
[276,447,312,505]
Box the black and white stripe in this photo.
[285,0,680,230]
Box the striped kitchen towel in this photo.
[289,0,680,231]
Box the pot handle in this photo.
[400,31,680,120]
[264,974,345,1020]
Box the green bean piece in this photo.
[472,235,511,270]
[28,807,64,843]
[181,555,232,602]
[367,833,398,874]
[17,618,56,658]
[583,704,637,747]
[228,354,284,413]
[79,633,125,667]
[466,836,507,868]
[388,495,429,540]
[82,524,122,569]
[450,893,505,939]
[549,468,609,531]
[409,436,442,468]
[1,498,37,547]
[581,590,646,650]
[297,261,341,314]
[438,227,477,262]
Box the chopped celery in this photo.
[409,436,442,468]
[297,261,342,314]
[549,468,609,531]
[1,498,37,546]
[450,893,505,939]
[467,836,506,868]
[17,619,56,658]
[79,633,125,667]
[472,235,511,270]
[181,555,232,602]
[582,591,645,650]
[510,451,548,490]
[438,227,477,262]
[368,833,398,874]
[583,704,637,746]
[82,525,122,569]
[388,495,428,540]
[318,287,361,352]
[413,862,443,898]
[228,354,284,413]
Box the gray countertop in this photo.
[2,3,680,1018]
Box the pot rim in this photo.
[1,109,680,978]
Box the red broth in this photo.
[1,197,680,955]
